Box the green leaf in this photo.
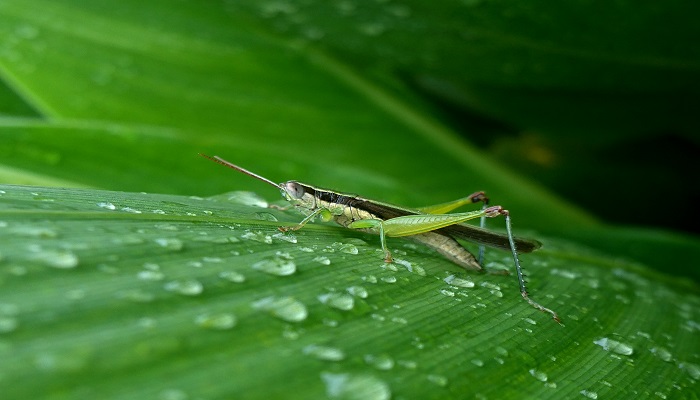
[1,184,698,399]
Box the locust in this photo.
[201,154,560,323]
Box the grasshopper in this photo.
[201,154,559,323]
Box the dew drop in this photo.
[346,286,368,299]
[121,206,142,214]
[471,359,484,367]
[318,293,355,311]
[303,344,345,361]
[164,279,203,296]
[529,368,548,382]
[0,317,19,333]
[321,372,391,400]
[241,231,273,244]
[272,232,297,243]
[381,276,396,284]
[252,255,296,276]
[313,256,331,265]
[679,362,700,380]
[338,243,358,255]
[194,313,237,330]
[97,201,116,210]
[427,374,448,387]
[580,389,598,399]
[650,347,673,362]
[593,337,634,356]
[158,388,188,400]
[219,270,246,283]
[364,354,394,370]
[154,238,184,251]
[441,289,455,297]
[137,270,165,281]
[444,275,475,288]
[255,212,278,222]
[252,296,308,322]
[12,226,58,238]
[31,249,79,269]
[523,318,537,325]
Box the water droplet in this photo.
[594,337,634,356]
[121,206,142,214]
[164,279,203,296]
[252,255,296,276]
[241,230,273,244]
[529,369,548,382]
[346,286,368,299]
[523,318,537,325]
[97,201,116,210]
[194,313,237,330]
[299,246,315,253]
[0,317,19,333]
[155,223,179,231]
[444,275,475,288]
[398,360,417,369]
[303,344,345,361]
[321,372,391,400]
[650,347,673,362]
[364,354,394,370]
[381,276,397,284]
[252,296,308,322]
[471,359,484,367]
[363,275,378,283]
[219,270,246,283]
[679,362,700,380]
[338,243,358,255]
[137,270,165,281]
[255,212,278,221]
[426,374,448,387]
[314,256,331,265]
[580,389,598,399]
[272,232,297,243]
[318,293,355,311]
[440,289,455,297]
[154,238,184,251]
[30,249,79,269]
[12,226,58,238]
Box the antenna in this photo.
[199,154,281,189]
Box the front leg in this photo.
[278,207,331,232]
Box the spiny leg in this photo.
[483,205,561,324]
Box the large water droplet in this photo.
[97,201,116,210]
[321,372,391,400]
[318,293,355,311]
[252,254,296,276]
[303,344,345,361]
[594,337,634,355]
[252,296,308,322]
[580,389,598,399]
[241,231,273,244]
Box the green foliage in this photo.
[1,0,699,399]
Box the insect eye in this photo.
[283,181,305,199]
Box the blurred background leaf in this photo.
[1,0,699,398]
